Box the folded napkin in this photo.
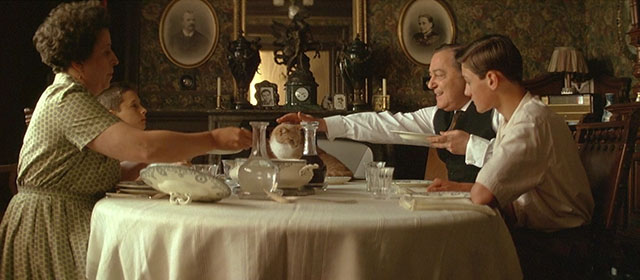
[399,194,496,216]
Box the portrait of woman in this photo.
[397,0,455,66]
[413,14,440,46]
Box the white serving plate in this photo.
[390,130,435,145]
[117,188,160,195]
[140,163,231,202]
[116,181,152,189]
[393,179,433,188]
[207,149,243,155]
[326,176,352,184]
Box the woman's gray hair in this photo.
[97,82,135,112]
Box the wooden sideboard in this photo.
[146,109,429,179]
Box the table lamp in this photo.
[547,46,589,95]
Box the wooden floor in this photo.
[614,217,640,278]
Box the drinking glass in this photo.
[365,161,386,192]
[190,164,218,176]
[372,167,395,199]
[222,159,239,193]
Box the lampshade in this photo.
[547,46,588,74]
[547,47,588,94]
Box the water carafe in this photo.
[237,122,279,198]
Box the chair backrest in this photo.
[317,139,373,179]
[574,111,639,230]
[0,163,18,223]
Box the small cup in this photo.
[365,161,386,192]
[222,159,245,193]
[222,159,235,179]
[190,164,218,176]
[372,167,395,199]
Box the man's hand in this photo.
[276,112,327,132]
[426,178,473,192]
[210,127,252,150]
[427,130,470,155]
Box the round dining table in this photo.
[86,182,522,280]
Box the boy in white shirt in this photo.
[426,34,595,278]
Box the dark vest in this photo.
[433,102,495,183]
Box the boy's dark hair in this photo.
[457,34,523,83]
[96,82,136,112]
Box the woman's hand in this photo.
[426,178,473,192]
[210,127,252,150]
[276,112,327,132]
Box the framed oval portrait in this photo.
[159,0,219,68]
[397,0,456,66]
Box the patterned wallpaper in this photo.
[139,0,637,112]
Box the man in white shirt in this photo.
[428,35,594,232]
[277,45,500,183]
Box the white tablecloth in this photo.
[86,183,522,280]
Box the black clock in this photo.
[285,71,318,108]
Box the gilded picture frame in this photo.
[254,80,279,108]
[159,0,219,68]
[397,0,456,66]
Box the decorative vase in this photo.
[227,34,261,110]
[338,35,372,112]
[238,122,279,199]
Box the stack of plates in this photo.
[116,181,160,196]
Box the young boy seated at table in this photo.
[426,34,594,232]
[97,82,147,131]
[96,82,152,180]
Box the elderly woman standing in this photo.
[0,1,251,279]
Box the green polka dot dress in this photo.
[0,73,120,279]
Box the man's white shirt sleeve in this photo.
[324,107,500,168]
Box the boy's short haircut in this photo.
[97,82,136,112]
[456,34,523,83]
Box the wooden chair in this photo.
[0,163,18,224]
[575,113,639,231]
[512,112,639,279]
[573,112,640,276]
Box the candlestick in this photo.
[382,78,387,96]
[216,77,222,109]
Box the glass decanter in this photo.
[237,122,279,199]
[300,121,327,190]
